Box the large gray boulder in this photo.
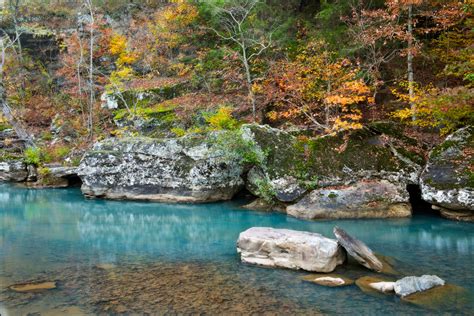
[420,126,474,221]
[394,275,445,297]
[287,180,411,219]
[77,135,243,202]
[0,161,27,182]
[237,227,346,272]
[242,123,423,219]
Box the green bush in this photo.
[214,130,266,166]
[23,147,41,166]
[205,106,239,131]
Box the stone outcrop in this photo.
[420,126,474,221]
[241,123,423,219]
[0,129,27,182]
[237,227,345,272]
[333,226,383,272]
[77,135,243,202]
[0,161,27,182]
[394,275,445,297]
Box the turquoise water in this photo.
[1,183,473,315]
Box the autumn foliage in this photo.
[261,41,372,132]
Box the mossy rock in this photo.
[420,126,473,216]
[242,122,422,184]
[422,126,473,191]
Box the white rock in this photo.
[394,275,445,297]
[314,277,345,286]
[237,227,346,273]
[369,281,395,293]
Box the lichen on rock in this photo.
[77,134,244,202]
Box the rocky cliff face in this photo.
[66,123,474,220]
[420,126,473,221]
[77,135,244,202]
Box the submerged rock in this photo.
[369,281,395,293]
[287,180,411,219]
[302,274,354,287]
[394,275,445,297]
[77,135,243,202]
[9,281,57,292]
[420,126,473,221]
[401,284,471,311]
[333,227,383,272]
[356,276,396,296]
[0,161,27,182]
[237,227,345,273]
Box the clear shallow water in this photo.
[0,184,473,315]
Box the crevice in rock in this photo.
[65,174,83,187]
[406,184,432,215]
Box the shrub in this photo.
[171,127,186,137]
[214,130,266,166]
[205,106,239,131]
[23,147,41,166]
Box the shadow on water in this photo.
[0,184,473,315]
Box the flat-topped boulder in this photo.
[77,135,243,202]
[237,227,345,273]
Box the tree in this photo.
[207,0,275,121]
[0,32,34,146]
[261,40,372,133]
[85,0,95,140]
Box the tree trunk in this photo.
[407,4,415,120]
[241,43,256,122]
[87,0,95,140]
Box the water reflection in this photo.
[1,183,474,315]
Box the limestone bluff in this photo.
[77,123,473,221]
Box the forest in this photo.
[1,1,474,315]
[0,0,472,166]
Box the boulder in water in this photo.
[394,275,445,297]
[287,180,411,219]
[333,226,383,272]
[237,227,346,273]
[77,135,243,202]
